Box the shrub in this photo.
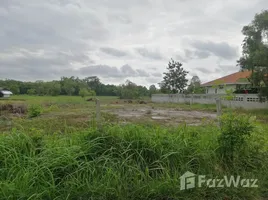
[218,113,255,167]
[28,104,42,118]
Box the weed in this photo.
[28,104,43,118]
[218,113,255,168]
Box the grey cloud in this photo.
[0,48,151,81]
[100,47,128,57]
[189,72,197,77]
[184,49,194,60]
[79,64,150,78]
[89,0,150,10]
[121,64,136,74]
[216,64,239,74]
[136,69,150,77]
[79,65,121,78]
[136,48,163,60]
[194,51,211,59]
[0,0,265,85]
[0,49,91,80]
[191,41,238,60]
[108,13,132,24]
[0,0,109,51]
[151,72,162,77]
[195,67,213,74]
[175,54,187,63]
[176,49,211,63]
[0,63,76,81]
[146,77,162,84]
[0,49,92,67]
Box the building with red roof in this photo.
[201,70,252,94]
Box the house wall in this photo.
[0,94,10,98]
[206,85,236,94]
[3,94,10,98]
[151,94,268,110]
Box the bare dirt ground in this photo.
[108,106,217,126]
[0,98,218,131]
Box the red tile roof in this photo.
[201,71,252,86]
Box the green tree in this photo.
[186,76,205,94]
[79,88,90,98]
[149,84,157,96]
[35,81,45,96]
[27,89,36,95]
[118,80,140,99]
[9,84,20,94]
[160,59,188,93]
[237,10,268,98]
[84,76,101,95]
[61,77,76,96]
[88,89,96,97]
[46,81,61,96]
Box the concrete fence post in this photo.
[95,98,101,129]
[216,98,222,127]
[216,98,222,116]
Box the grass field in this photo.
[0,95,268,199]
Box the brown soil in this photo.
[108,107,217,125]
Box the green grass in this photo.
[0,95,268,199]
[0,123,267,200]
[8,95,118,104]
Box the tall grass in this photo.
[0,120,267,200]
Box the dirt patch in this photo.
[0,103,27,115]
[108,107,217,125]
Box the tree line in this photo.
[0,76,159,99]
[0,70,205,99]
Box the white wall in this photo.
[151,94,268,110]
[206,85,236,94]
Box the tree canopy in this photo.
[238,10,268,98]
[159,59,188,93]
[186,76,205,94]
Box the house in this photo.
[201,71,252,94]
[0,89,13,98]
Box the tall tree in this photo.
[118,80,141,99]
[60,77,76,96]
[186,75,205,94]
[149,84,157,96]
[84,76,102,94]
[160,59,188,93]
[237,10,268,98]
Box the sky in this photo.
[0,0,267,87]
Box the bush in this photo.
[218,113,255,167]
[79,88,96,98]
[28,104,42,118]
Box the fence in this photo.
[151,94,268,110]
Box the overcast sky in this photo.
[0,0,267,86]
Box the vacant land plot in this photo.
[0,96,268,199]
[1,95,268,131]
[0,95,220,131]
